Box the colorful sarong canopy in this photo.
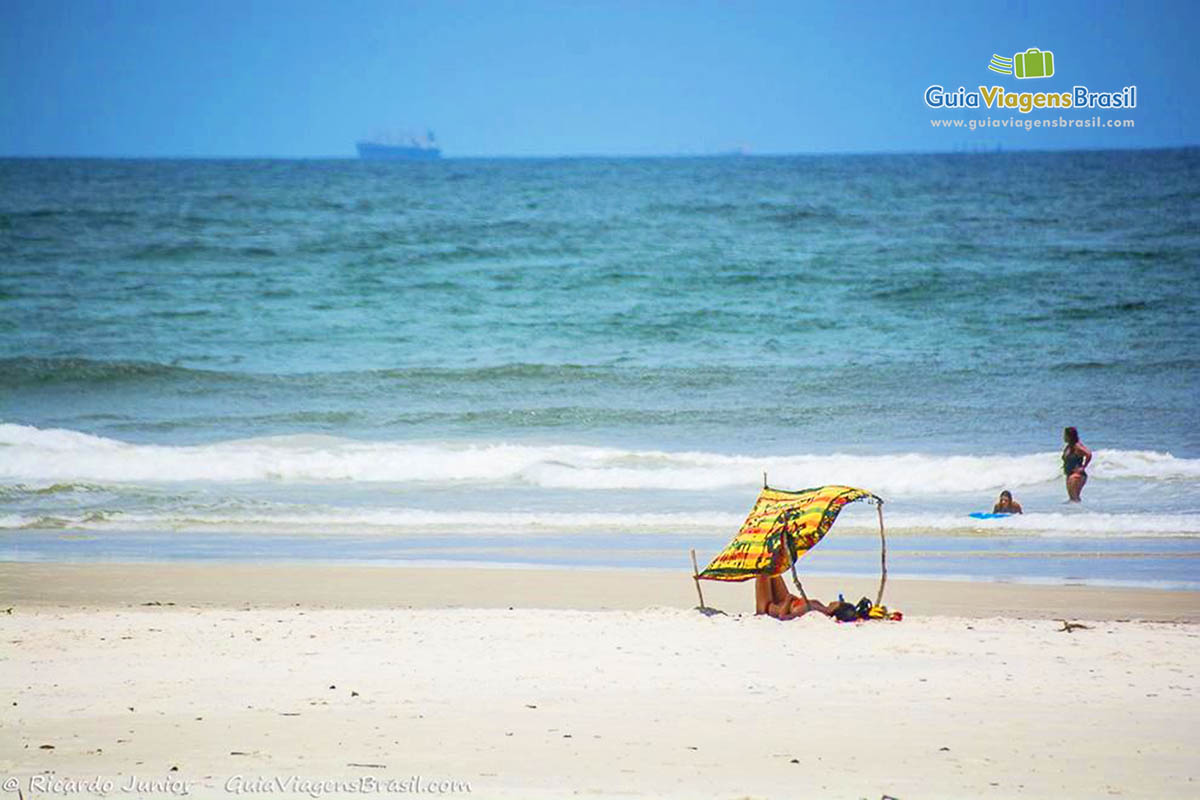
[698,485,881,582]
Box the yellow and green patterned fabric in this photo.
[698,485,879,582]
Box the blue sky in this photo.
[2,0,1196,157]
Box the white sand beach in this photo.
[2,562,1198,799]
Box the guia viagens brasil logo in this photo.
[925,47,1136,113]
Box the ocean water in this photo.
[2,151,1198,589]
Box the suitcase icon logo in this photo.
[987,48,1055,79]
[1014,48,1054,78]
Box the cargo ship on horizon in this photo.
[356,130,441,160]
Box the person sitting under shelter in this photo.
[754,575,837,620]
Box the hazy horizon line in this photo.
[2,143,1196,162]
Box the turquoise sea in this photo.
[2,151,1198,588]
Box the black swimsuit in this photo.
[1063,447,1085,476]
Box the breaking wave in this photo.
[3,423,1199,495]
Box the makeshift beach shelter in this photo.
[690,483,887,611]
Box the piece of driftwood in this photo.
[1056,620,1092,633]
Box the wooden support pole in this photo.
[789,561,811,612]
[690,549,706,610]
[875,501,888,607]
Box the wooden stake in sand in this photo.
[690,549,706,610]
[789,561,812,612]
[875,500,888,607]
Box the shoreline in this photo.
[2,560,1198,620]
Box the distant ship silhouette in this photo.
[356,130,441,160]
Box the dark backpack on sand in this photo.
[855,597,873,619]
[834,601,859,622]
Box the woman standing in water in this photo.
[1062,426,1093,502]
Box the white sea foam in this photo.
[846,511,1200,537]
[3,423,1200,495]
[2,502,1197,538]
[0,507,741,534]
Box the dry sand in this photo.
[2,562,1198,799]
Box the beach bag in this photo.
[855,597,873,619]
[833,602,859,622]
